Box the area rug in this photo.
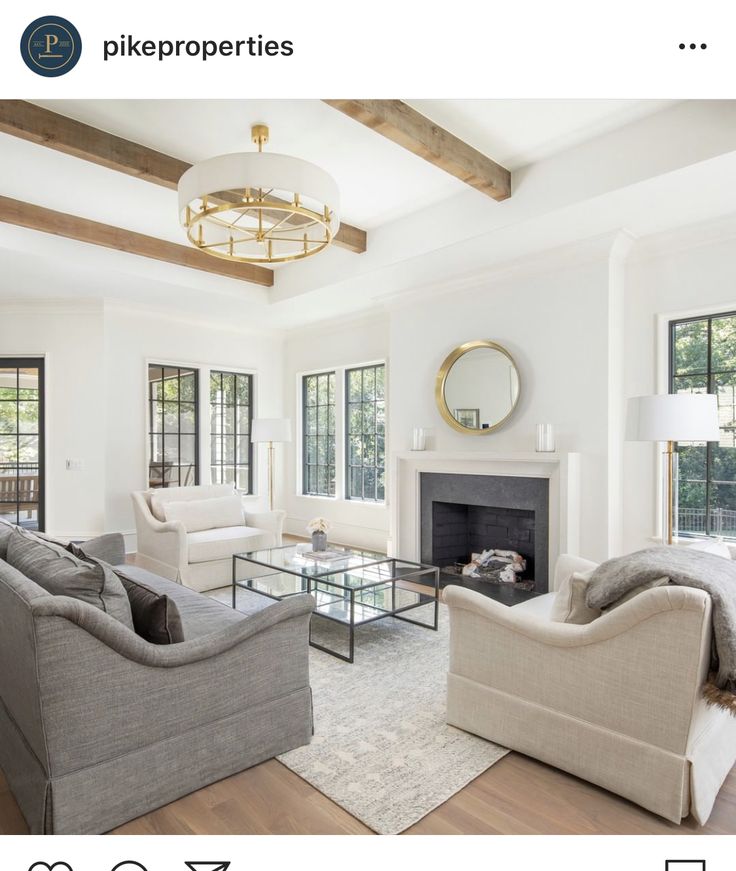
[277,602,508,834]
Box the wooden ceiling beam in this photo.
[0,196,274,288]
[0,100,366,254]
[323,99,511,202]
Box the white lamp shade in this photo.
[178,151,341,233]
[251,418,292,443]
[626,394,720,442]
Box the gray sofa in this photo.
[0,529,314,834]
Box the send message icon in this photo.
[185,864,230,871]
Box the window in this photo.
[148,365,199,488]
[0,359,44,530]
[346,363,386,501]
[302,371,336,496]
[670,311,736,537]
[210,370,253,492]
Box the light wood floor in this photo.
[3,755,736,835]
[3,538,735,835]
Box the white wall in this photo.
[0,301,106,537]
[0,299,284,548]
[283,314,390,550]
[623,229,736,552]
[104,306,285,545]
[387,246,619,563]
[5,217,734,560]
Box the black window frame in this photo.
[302,370,336,497]
[148,364,200,489]
[0,357,45,531]
[209,369,254,493]
[669,310,736,538]
[345,363,386,503]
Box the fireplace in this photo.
[420,472,549,594]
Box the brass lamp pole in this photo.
[250,419,292,511]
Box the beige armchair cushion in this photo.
[187,526,274,564]
[685,539,732,560]
[162,493,244,533]
[550,569,600,624]
[149,483,236,521]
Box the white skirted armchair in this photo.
[131,484,285,593]
[445,554,736,825]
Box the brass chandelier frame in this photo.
[181,124,338,265]
[184,191,334,265]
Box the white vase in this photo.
[411,427,427,451]
[535,423,555,452]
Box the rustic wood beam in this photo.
[323,99,511,202]
[0,100,366,254]
[0,196,274,288]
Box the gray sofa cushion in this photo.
[6,528,134,631]
[114,564,270,639]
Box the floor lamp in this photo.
[251,419,292,511]
[626,394,719,545]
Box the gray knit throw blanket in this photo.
[586,547,736,711]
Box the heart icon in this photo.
[28,864,74,871]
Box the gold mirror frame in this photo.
[435,339,521,435]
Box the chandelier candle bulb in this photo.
[535,423,555,452]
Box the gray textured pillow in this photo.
[0,519,14,561]
[6,528,134,630]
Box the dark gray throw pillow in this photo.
[6,528,134,631]
[114,569,184,645]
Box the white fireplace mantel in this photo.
[389,451,581,576]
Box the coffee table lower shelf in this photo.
[232,547,440,663]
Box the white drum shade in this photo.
[626,394,720,442]
[178,152,341,229]
[251,418,293,443]
[178,150,340,264]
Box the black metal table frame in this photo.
[232,550,439,663]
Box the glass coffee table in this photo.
[232,544,439,662]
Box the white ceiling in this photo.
[30,98,674,230]
[2,99,736,331]
[409,100,674,169]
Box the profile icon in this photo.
[20,16,82,77]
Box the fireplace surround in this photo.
[420,472,549,591]
[390,451,581,599]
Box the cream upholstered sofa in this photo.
[131,484,285,593]
[445,553,736,825]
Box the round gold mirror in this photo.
[435,340,521,434]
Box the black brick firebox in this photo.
[420,472,550,593]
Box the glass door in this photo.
[0,359,44,531]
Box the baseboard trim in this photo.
[284,516,388,552]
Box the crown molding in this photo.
[0,297,104,315]
[102,299,286,339]
[629,211,736,263]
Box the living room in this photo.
[1,97,736,837]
